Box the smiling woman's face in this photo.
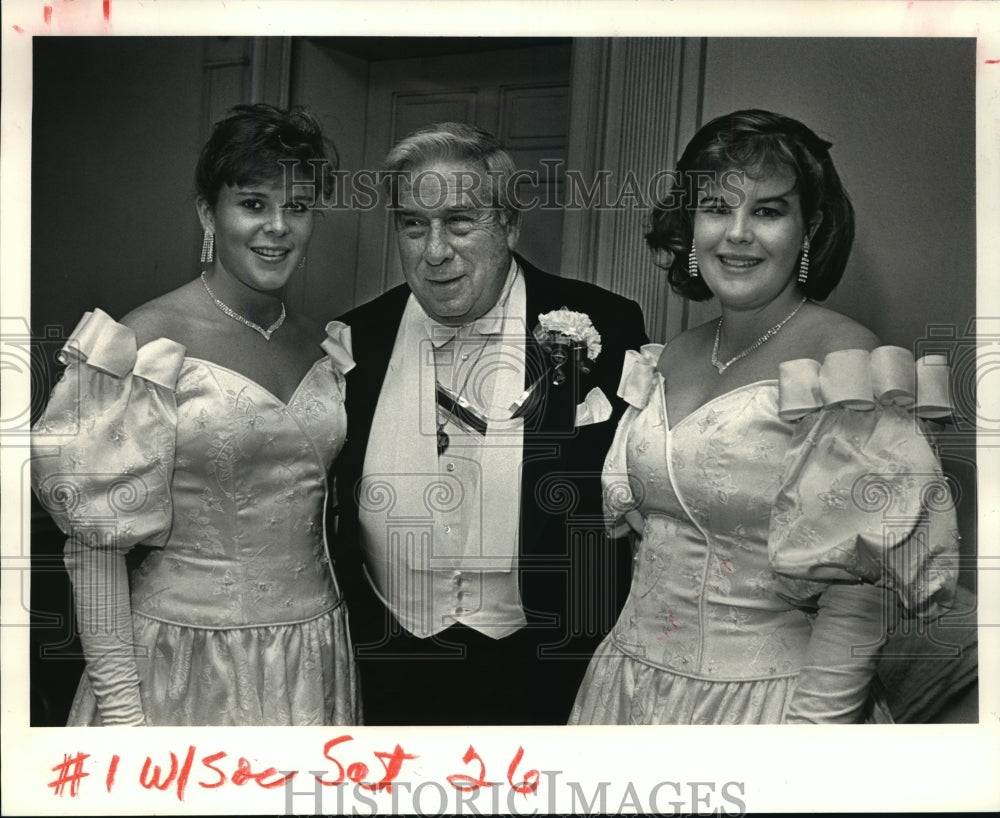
[394,159,519,326]
[199,178,314,293]
[693,167,808,311]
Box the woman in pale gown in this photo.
[31,104,361,725]
[569,109,960,724]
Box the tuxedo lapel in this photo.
[518,265,581,564]
[346,286,409,448]
[333,285,410,549]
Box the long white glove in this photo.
[784,582,895,723]
[65,537,146,725]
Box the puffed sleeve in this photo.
[768,347,959,722]
[31,309,185,725]
[601,344,664,538]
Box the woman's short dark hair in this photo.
[645,109,855,301]
[195,103,338,209]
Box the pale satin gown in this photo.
[570,344,959,725]
[32,309,361,726]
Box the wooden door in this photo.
[351,43,573,307]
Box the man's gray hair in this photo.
[383,121,521,228]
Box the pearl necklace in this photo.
[711,297,807,374]
[200,272,286,341]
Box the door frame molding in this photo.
[561,38,706,343]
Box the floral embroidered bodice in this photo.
[602,345,959,682]
[128,357,347,628]
[612,383,815,679]
[32,309,361,725]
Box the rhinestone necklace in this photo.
[200,272,286,341]
[711,297,807,374]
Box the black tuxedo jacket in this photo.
[329,256,648,721]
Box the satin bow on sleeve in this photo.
[32,308,186,550]
[769,346,959,620]
[617,343,665,410]
[600,344,664,537]
[777,346,951,421]
[321,320,356,375]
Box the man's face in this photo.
[394,160,519,326]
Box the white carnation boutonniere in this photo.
[533,307,602,385]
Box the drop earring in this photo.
[688,239,699,279]
[200,229,215,264]
[797,236,810,285]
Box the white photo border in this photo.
[2,1,998,814]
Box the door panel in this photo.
[351,44,572,307]
[500,84,570,281]
[392,91,478,141]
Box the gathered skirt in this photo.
[568,634,798,725]
[67,603,361,726]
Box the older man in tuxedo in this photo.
[332,122,647,725]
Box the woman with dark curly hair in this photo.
[31,104,361,725]
[569,109,959,724]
